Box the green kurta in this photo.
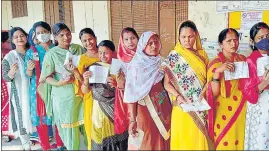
[37,44,84,150]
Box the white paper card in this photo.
[64,52,81,67]
[110,58,127,75]
[88,65,109,84]
[128,129,144,149]
[56,64,73,80]
[224,62,249,81]
[33,52,39,61]
[180,98,211,112]
[257,56,269,77]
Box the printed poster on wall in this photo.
[216,1,269,13]
[241,11,263,30]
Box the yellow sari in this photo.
[164,31,214,150]
[207,52,247,150]
[76,54,99,149]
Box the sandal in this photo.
[57,146,66,151]
[4,136,12,142]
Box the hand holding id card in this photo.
[128,129,144,149]
[33,52,39,61]
[257,56,269,77]
[224,61,249,80]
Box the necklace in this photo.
[86,50,98,58]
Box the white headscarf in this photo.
[123,31,164,103]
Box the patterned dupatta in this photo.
[163,29,212,143]
[90,63,115,123]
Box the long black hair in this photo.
[9,27,30,49]
[98,40,115,51]
[178,20,198,41]
[249,22,269,51]
[33,21,51,33]
[1,31,9,43]
[121,27,139,39]
[79,28,96,39]
[52,22,71,46]
[218,28,239,44]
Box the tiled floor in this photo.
[2,134,87,150]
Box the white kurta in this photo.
[244,90,269,150]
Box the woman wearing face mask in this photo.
[24,21,65,151]
[2,27,33,150]
[240,22,269,150]
[28,26,58,147]
[114,27,139,136]
[37,23,84,150]
[124,31,172,150]
[162,20,213,150]
[207,28,247,150]
[74,28,100,149]
[81,40,128,150]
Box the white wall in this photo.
[1,1,44,32]
[72,1,110,45]
[1,1,110,45]
[188,1,252,59]
[2,1,252,58]
[188,1,228,43]
[2,1,10,30]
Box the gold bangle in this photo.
[83,82,88,86]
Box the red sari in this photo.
[136,81,171,150]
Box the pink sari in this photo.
[1,77,9,132]
[114,33,137,134]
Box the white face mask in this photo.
[36,33,51,43]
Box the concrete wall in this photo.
[1,1,44,32]
[1,1,228,44]
[1,1,255,58]
[72,1,110,45]
[188,1,228,42]
[1,1,110,45]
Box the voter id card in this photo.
[33,52,39,61]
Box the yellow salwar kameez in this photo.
[207,52,247,150]
[164,33,214,150]
[89,62,128,150]
[75,54,99,150]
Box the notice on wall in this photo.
[202,41,221,61]
[241,11,263,30]
[217,1,269,13]
[202,41,252,60]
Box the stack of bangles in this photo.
[130,119,136,123]
[176,94,183,104]
[211,77,220,82]
[117,87,124,90]
[256,85,264,94]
